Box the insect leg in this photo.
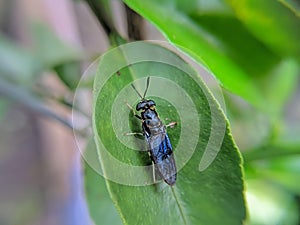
[152,161,164,184]
[152,161,156,183]
[125,102,144,136]
[124,132,143,136]
[166,121,177,128]
[125,102,142,120]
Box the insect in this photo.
[128,77,177,186]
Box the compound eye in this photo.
[136,103,142,111]
[136,101,146,111]
[147,100,156,107]
[145,100,156,110]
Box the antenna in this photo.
[131,77,151,100]
[143,77,150,99]
[131,83,143,99]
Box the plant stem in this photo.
[85,0,114,37]
[124,3,144,40]
[243,144,300,162]
[0,78,75,130]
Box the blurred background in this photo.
[0,0,299,225]
[0,0,107,224]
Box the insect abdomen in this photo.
[147,133,177,185]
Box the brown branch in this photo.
[124,4,144,40]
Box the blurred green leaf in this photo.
[123,0,300,112]
[243,143,300,162]
[121,0,263,109]
[190,15,280,78]
[257,59,299,119]
[0,33,42,84]
[31,23,82,68]
[225,0,300,60]
[243,142,300,198]
[246,179,299,225]
[278,0,300,17]
[0,24,82,90]
[226,59,299,148]
[0,99,9,122]
[92,42,246,225]
[225,98,270,150]
[54,62,81,90]
[262,156,300,195]
[245,155,300,224]
[30,23,83,89]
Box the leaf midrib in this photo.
[171,186,188,225]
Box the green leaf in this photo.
[30,23,83,89]
[246,179,299,225]
[259,156,300,195]
[256,58,299,119]
[278,0,300,17]
[31,23,82,68]
[123,0,300,111]
[0,33,42,85]
[121,0,273,109]
[245,155,300,224]
[54,62,81,90]
[84,140,123,225]
[92,42,246,224]
[225,0,300,60]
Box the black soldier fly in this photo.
[127,77,177,186]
